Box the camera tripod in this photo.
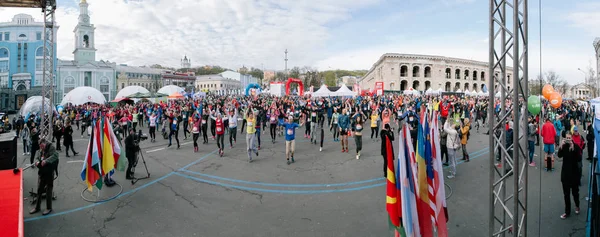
[131,148,150,185]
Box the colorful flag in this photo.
[80,120,102,191]
[386,134,401,228]
[102,118,116,174]
[416,111,434,236]
[430,111,449,236]
[398,123,421,237]
[106,117,121,169]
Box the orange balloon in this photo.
[549,92,562,109]
[542,84,554,100]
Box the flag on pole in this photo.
[386,133,401,228]
[398,123,421,237]
[102,117,121,172]
[80,120,102,191]
[415,111,434,237]
[430,111,449,236]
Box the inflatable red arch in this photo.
[285,78,304,96]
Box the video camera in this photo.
[133,130,148,144]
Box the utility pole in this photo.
[284,49,288,80]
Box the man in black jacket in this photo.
[125,128,138,180]
[380,124,395,178]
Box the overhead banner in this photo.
[375,82,384,96]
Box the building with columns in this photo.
[56,0,117,102]
[566,83,592,100]
[195,74,241,95]
[0,14,58,110]
[358,53,513,93]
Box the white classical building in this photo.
[359,53,513,93]
[195,74,241,95]
[567,83,592,100]
[56,0,116,101]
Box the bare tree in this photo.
[538,71,568,95]
[582,64,598,98]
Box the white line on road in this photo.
[67,160,84,163]
[146,141,193,153]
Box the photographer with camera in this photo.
[125,128,138,180]
[557,132,582,219]
[29,138,59,215]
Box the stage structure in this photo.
[0,0,57,139]
[488,0,529,236]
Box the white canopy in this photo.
[403,88,415,95]
[425,88,434,95]
[478,91,486,96]
[456,89,462,93]
[495,91,501,98]
[61,87,106,105]
[157,85,185,95]
[465,89,471,95]
[332,84,357,96]
[114,86,150,100]
[312,85,334,97]
[437,88,444,92]
[18,96,56,119]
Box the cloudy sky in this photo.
[0,0,598,84]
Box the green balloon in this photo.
[527,95,541,115]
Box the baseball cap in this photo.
[573,126,578,132]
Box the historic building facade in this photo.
[115,65,163,91]
[359,53,513,93]
[56,0,117,102]
[0,14,58,110]
[195,74,241,95]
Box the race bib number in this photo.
[311,112,316,117]
[248,122,253,127]
[270,117,276,122]
[193,127,199,132]
[183,115,187,118]
[217,127,222,132]
[287,129,293,135]
[202,120,206,124]
[173,120,177,125]
[356,124,362,130]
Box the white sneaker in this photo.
[22,153,26,155]
[320,147,322,152]
[447,175,455,179]
[356,154,359,159]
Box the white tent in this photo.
[478,91,486,96]
[456,89,462,93]
[403,88,416,95]
[18,96,56,118]
[425,88,434,95]
[61,86,106,105]
[114,86,150,100]
[464,89,471,95]
[158,85,185,95]
[332,84,357,97]
[312,85,334,97]
[437,88,444,94]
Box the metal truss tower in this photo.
[41,0,56,139]
[0,0,56,138]
[488,0,529,236]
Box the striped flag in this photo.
[386,133,401,228]
[81,120,103,191]
[101,117,121,173]
[416,111,434,236]
[430,111,449,236]
[398,123,421,237]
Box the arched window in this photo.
[100,77,110,101]
[0,48,9,74]
[455,69,461,79]
[83,35,90,48]
[63,76,76,94]
[424,67,431,78]
[445,68,451,79]
[464,83,469,91]
[36,47,44,57]
[35,47,45,71]
[412,66,420,77]
[464,70,470,80]
[473,83,478,91]
[481,72,485,81]
[473,71,478,80]
[400,65,408,77]
[455,82,461,92]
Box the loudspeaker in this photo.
[0,133,17,170]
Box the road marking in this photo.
[66,160,84,163]
[146,147,165,153]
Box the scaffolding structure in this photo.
[0,0,56,138]
[488,0,529,236]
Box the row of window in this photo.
[116,73,161,80]
[388,65,493,82]
[197,83,236,89]
[120,82,159,90]
[0,32,42,42]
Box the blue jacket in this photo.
[553,119,563,135]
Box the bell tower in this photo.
[73,0,96,63]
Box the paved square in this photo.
[20,127,589,236]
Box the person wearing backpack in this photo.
[460,118,471,162]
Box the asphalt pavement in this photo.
[17,123,590,236]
